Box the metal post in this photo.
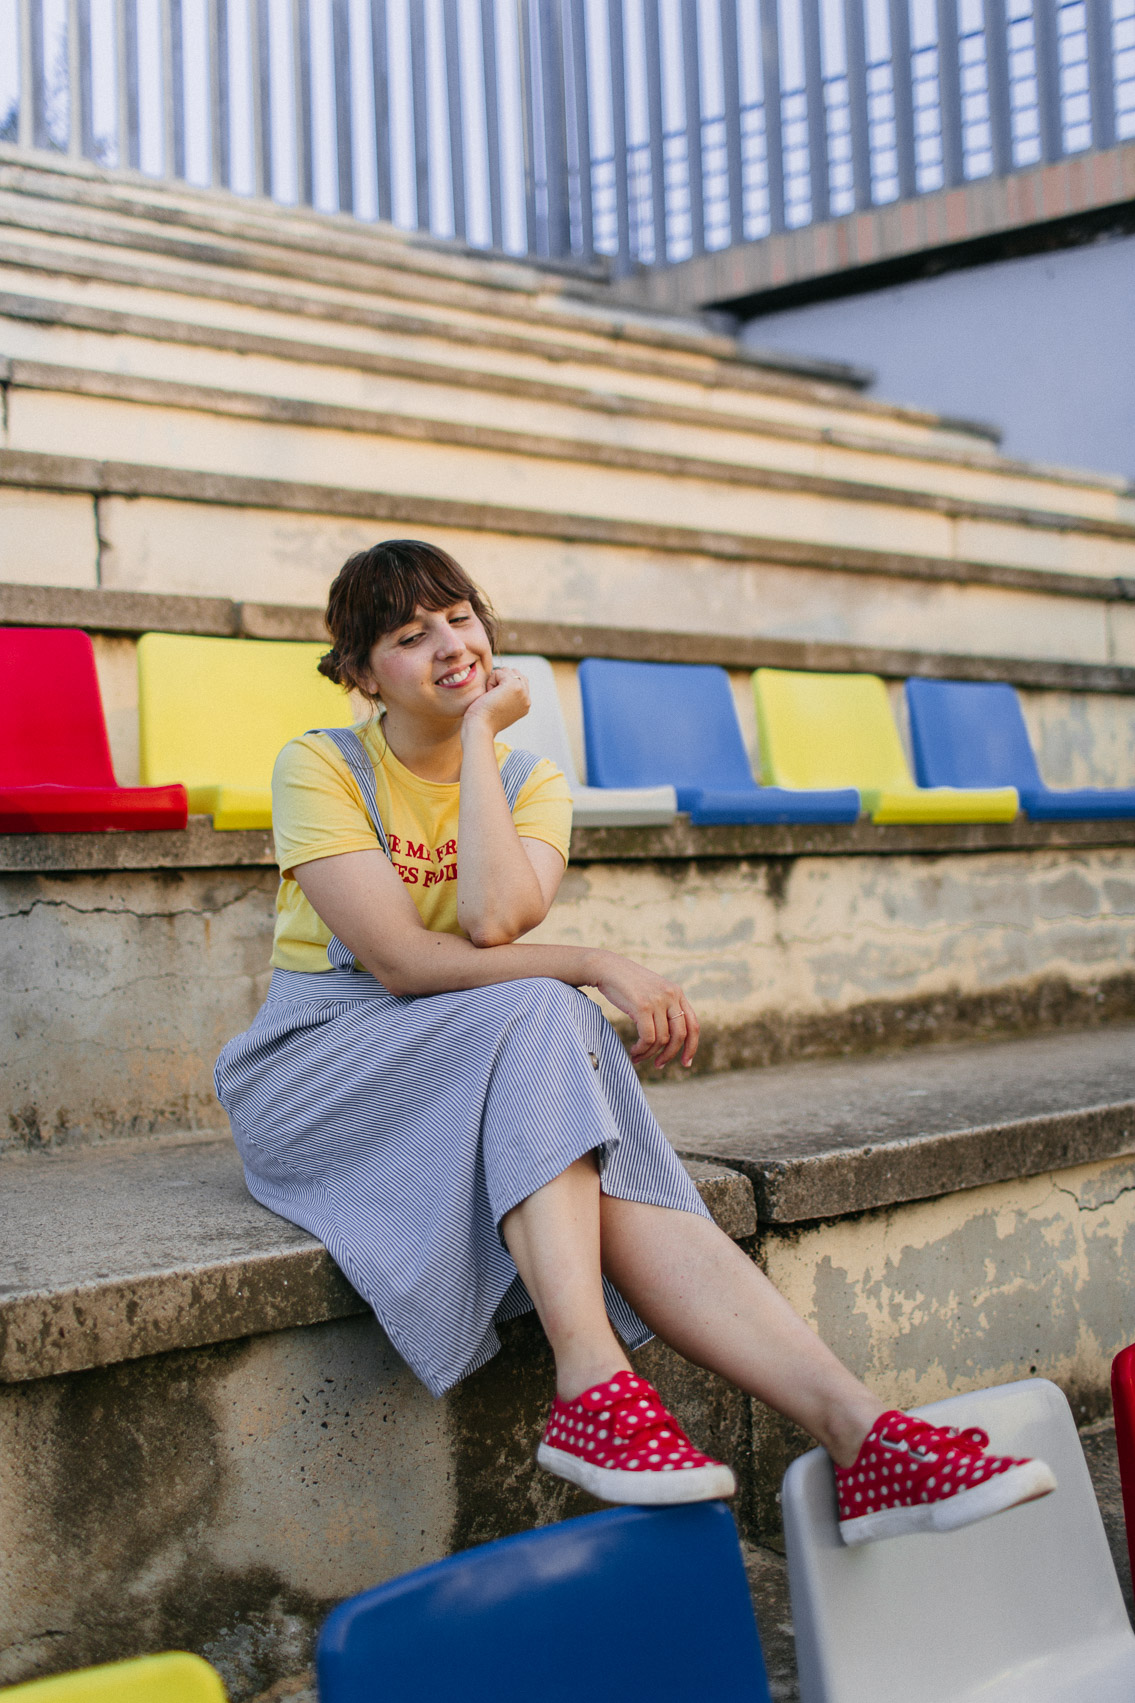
[28,0,47,148]
[443,0,466,239]
[680,0,704,254]
[842,0,871,209]
[537,0,569,256]
[160,0,186,178]
[78,0,96,157]
[719,0,744,244]
[983,0,1013,177]
[115,0,141,167]
[331,0,353,213]
[517,0,539,252]
[888,0,916,197]
[759,0,785,232]
[371,0,392,222]
[410,0,431,229]
[1085,0,1116,151]
[209,0,231,187]
[935,0,964,186]
[480,0,503,248]
[67,0,82,156]
[249,0,270,197]
[643,0,667,262]
[607,0,632,271]
[17,0,33,149]
[567,0,593,260]
[294,0,314,204]
[800,0,830,220]
[1031,0,1063,162]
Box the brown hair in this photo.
[318,540,499,700]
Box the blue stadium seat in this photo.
[317,1502,771,1703]
[906,678,1135,820]
[578,659,860,825]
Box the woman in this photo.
[216,539,1054,1543]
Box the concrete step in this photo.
[646,1021,1135,1222]
[4,238,1132,532]
[0,1135,755,1382]
[6,345,1134,556]
[6,151,1133,516]
[3,1022,1132,1695]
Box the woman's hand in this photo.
[461,666,531,740]
[587,951,700,1070]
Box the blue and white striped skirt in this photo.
[215,968,709,1396]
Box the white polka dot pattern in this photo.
[834,1409,1051,1543]
[542,1371,724,1478]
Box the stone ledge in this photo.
[4,451,1135,613]
[3,581,1134,692]
[649,1022,1135,1223]
[4,812,1135,875]
[0,1139,755,1383]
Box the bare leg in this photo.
[600,1196,883,1466]
[500,1154,631,1401]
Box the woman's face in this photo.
[362,601,493,726]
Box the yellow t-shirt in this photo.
[270,718,573,972]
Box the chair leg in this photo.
[1112,1345,1135,1600]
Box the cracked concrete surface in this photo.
[6,852,1135,1144]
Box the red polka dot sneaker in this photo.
[536,1370,736,1506]
[835,1409,1056,1545]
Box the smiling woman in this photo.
[212,538,1055,1532]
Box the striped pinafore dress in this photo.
[214,727,710,1397]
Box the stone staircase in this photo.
[3,147,1135,1700]
[3,146,1135,674]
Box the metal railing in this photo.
[2,0,1133,272]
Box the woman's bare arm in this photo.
[455,668,564,946]
[295,849,700,1068]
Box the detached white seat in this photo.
[497,654,677,828]
[783,1378,1135,1703]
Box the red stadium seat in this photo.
[0,627,187,833]
[1113,1343,1135,1599]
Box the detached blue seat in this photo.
[906,678,1135,820]
[316,1502,772,1703]
[578,659,860,826]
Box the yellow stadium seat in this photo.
[138,634,354,829]
[752,669,1018,824]
[1,1651,227,1701]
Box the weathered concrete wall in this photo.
[0,1309,752,1698]
[2,868,274,1147]
[536,845,1135,1069]
[5,847,1134,1146]
[763,1154,1135,1416]
[4,1150,1131,1694]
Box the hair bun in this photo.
[317,647,343,683]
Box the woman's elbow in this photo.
[466,919,519,949]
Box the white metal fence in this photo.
[2,0,1132,271]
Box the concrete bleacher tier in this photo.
[3,1026,1133,1694]
[3,155,1135,1696]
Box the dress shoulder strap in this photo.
[311,725,393,862]
[499,745,544,810]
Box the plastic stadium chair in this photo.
[317,1502,771,1703]
[0,1651,227,1700]
[0,628,187,834]
[578,658,860,826]
[1113,1343,1135,1602]
[138,633,353,829]
[753,668,1018,824]
[906,676,1135,820]
[497,654,677,826]
[782,1378,1135,1703]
